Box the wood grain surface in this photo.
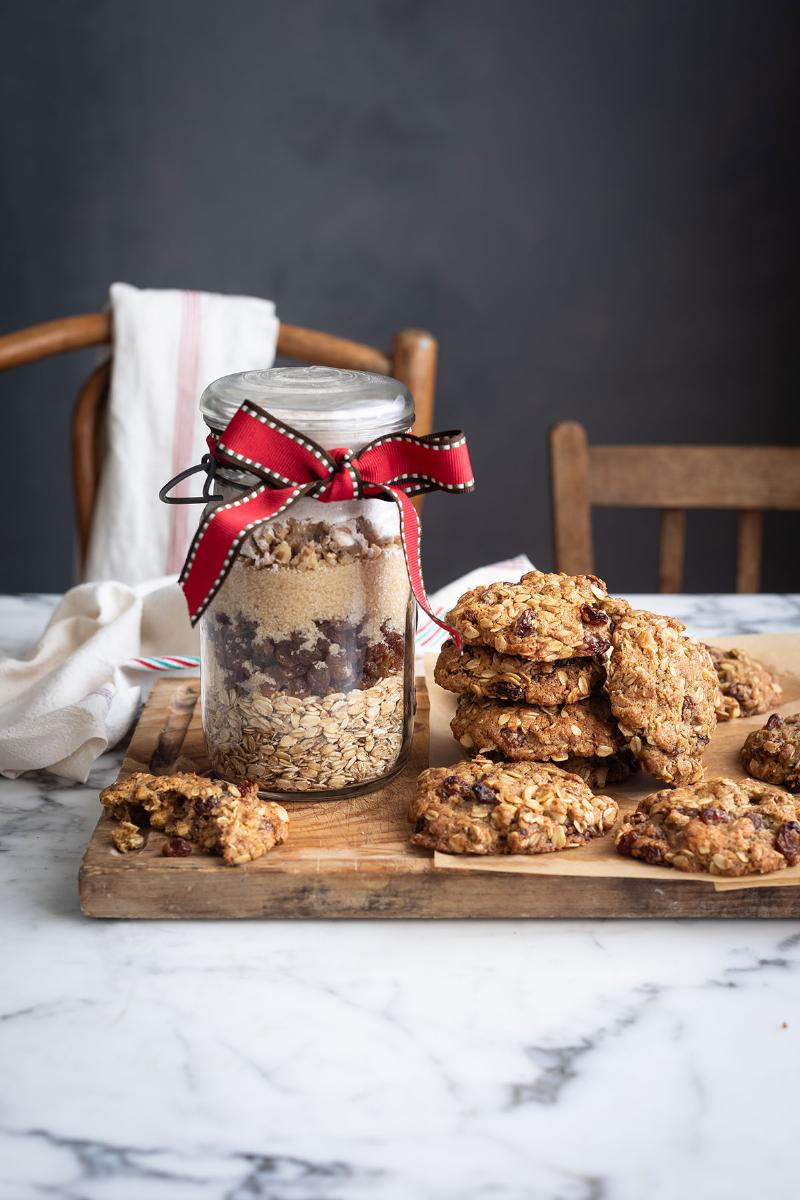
[79,634,800,919]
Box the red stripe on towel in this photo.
[166,291,202,574]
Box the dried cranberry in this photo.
[699,807,728,824]
[162,837,192,858]
[583,633,611,655]
[194,795,218,816]
[512,610,537,638]
[728,684,747,702]
[462,608,479,624]
[616,830,638,857]
[767,713,785,731]
[747,812,763,831]
[471,782,496,805]
[638,842,665,865]
[580,604,609,626]
[775,821,800,864]
[493,682,525,703]
[682,696,695,719]
[441,775,473,800]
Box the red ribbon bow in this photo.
[174,401,475,636]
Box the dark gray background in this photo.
[1,0,798,594]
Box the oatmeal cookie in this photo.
[410,755,619,855]
[706,644,783,720]
[434,639,602,705]
[604,609,717,786]
[615,776,800,876]
[741,712,800,790]
[100,772,289,865]
[451,693,624,763]
[446,571,611,661]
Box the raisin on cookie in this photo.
[434,639,602,705]
[741,712,800,791]
[615,776,800,876]
[604,609,717,786]
[446,571,611,661]
[101,771,289,865]
[706,644,783,720]
[410,755,619,855]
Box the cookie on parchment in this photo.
[615,776,800,876]
[101,771,289,865]
[605,609,717,786]
[434,639,602,705]
[706,644,783,720]
[741,712,800,791]
[446,570,612,661]
[410,755,619,855]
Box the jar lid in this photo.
[200,365,414,449]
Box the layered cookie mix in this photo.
[101,772,289,866]
[201,502,412,792]
[446,570,611,661]
[706,644,783,720]
[741,712,800,790]
[434,639,602,705]
[604,609,717,786]
[410,755,619,855]
[615,776,800,876]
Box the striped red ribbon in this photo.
[174,401,475,637]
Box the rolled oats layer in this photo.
[200,507,413,794]
[206,673,407,792]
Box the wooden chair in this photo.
[549,420,800,592]
[0,312,437,567]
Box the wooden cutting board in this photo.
[79,633,800,919]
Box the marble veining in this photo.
[1,594,800,1200]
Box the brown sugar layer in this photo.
[223,535,411,644]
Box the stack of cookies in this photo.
[435,570,719,789]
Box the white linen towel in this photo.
[0,579,195,782]
[0,557,534,783]
[84,282,279,584]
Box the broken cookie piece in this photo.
[101,771,289,865]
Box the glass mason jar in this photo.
[197,366,416,799]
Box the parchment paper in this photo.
[423,634,800,892]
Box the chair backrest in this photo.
[0,313,437,565]
[549,419,800,592]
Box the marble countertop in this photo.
[2,593,800,1200]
